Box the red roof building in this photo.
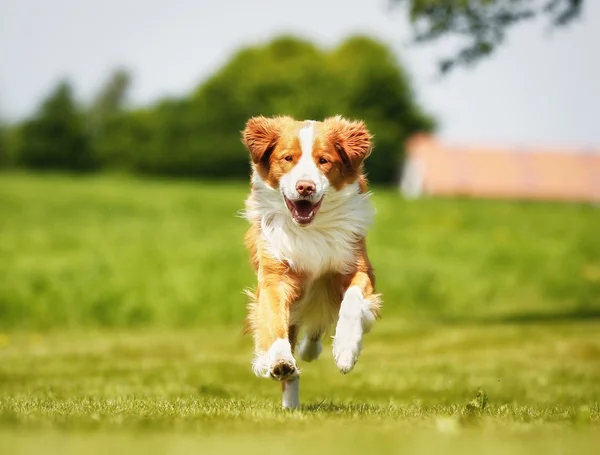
[400,134,600,203]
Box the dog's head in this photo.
[242,115,372,226]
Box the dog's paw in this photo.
[253,338,299,379]
[270,358,298,381]
[266,338,299,381]
[297,337,322,362]
[332,339,362,374]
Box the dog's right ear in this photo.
[242,116,282,167]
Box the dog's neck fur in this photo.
[244,172,375,277]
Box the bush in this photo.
[11,36,435,183]
[17,81,95,171]
[96,35,435,183]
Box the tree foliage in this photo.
[392,0,584,73]
[0,99,11,168]
[17,81,94,170]
[0,126,21,168]
[97,35,434,183]
[0,115,6,167]
[88,69,131,135]
[11,36,435,183]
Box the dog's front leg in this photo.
[333,264,381,374]
[250,268,302,409]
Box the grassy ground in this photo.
[0,172,599,453]
[1,320,600,454]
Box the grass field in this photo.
[1,172,598,328]
[0,172,599,454]
[1,321,599,454]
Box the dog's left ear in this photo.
[324,115,373,172]
[242,116,290,168]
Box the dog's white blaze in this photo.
[282,377,300,409]
[279,120,329,202]
[332,286,376,374]
[296,120,316,179]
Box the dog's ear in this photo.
[324,115,373,172]
[242,116,284,167]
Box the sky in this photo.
[1,0,599,148]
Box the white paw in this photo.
[332,286,368,374]
[252,338,299,379]
[297,337,322,362]
[332,339,362,374]
[253,338,299,381]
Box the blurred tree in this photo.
[329,36,435,182]
[87,69,132,167]
[0,99,21,168]
[88,69,130,135]
[18,81,94,170]
[0,132,5,168]
[0,125,23,168]
[100,36,433,182]
[92,107,158,171]
[391,0,583,73]
[178,37,336,178]
[90,70,130,116]
[0,103,6,167]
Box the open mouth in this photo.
[284,196,324,225]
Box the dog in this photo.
[241,115,382,409]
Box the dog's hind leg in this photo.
[297,331,323,362]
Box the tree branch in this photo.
[391,0,584,74]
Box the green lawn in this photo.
[0,172,599,454]
[1,321,599,454]
[0,172,598,329]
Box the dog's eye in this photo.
[319,157,328,164]
[284,156,293,162]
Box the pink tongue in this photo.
[295,200,313,217]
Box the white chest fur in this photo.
[244,176,375,278]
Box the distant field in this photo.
[0,172,598,329]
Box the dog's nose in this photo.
[296,180,316,197]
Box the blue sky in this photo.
[1,0,599,147]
